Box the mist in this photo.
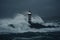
[0,12,60,33]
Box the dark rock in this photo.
[29,22,58,29]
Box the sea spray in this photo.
[0,12,60,33]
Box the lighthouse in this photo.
[28,10,32,24]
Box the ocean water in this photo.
[0,12,60,40]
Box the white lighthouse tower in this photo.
[28,10,32,24]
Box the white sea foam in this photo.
[0,12,60,33]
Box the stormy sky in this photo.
[0,0,60,20]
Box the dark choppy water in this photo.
[0,32,60,40]
[0,14,60,40]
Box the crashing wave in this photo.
[0,12,60,33]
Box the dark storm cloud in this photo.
[0,0,60,19]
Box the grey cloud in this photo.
[0,0,60,20]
